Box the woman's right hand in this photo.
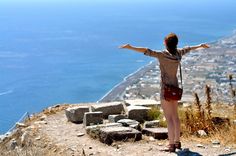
[119,44,132,49]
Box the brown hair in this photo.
[164,33,178,54]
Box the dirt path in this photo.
[34,110,236,156]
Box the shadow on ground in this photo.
[218,152,236,156]
[177,149,202,156]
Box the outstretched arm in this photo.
[180,43,210,56]
[189,43,210,51]
[119,44,148,53]
[119,44,161,58]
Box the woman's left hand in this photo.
[200,44,210,48]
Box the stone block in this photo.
[125,99,160,107]
[142,128,168,140]
[127,106,151,122]
[91,102,125,118]
[83,111,103,126]
[99,126,142,145]
[108,114,127,123]
[86,123,122,139]
[143,120,160,128]
[117,119,140,130]
[65,106,90,123]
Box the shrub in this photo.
[147,106,161,121]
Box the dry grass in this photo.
[147,106,161,121]
[147,106,167,127]
[179,84,236,146]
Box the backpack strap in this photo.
[179,62,183,89]
[177,51,183,89]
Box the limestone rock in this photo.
[142,128,168,140]
[91,102,125,118]
[77,133,85,137]
[149,136,155,142]
[86,123,123,139]
[143,120,160,128]
[34,121,47,125]
[0,134,7,143]
[21,131,29,146]
[9,139,17,150]
[125,99,160,107]
[99,126,142,145]
[196,144,205,148]
[83,112,103,126]
[65,106,90,123]
[197,130,207,137]
[117,119,140,130]
[40,115,47,121]
[108,114,127,123]
[127,106,151,122]
[233,120,236,125]
[212,140,220,145]
[16,122,27,128]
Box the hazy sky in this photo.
[0,0,235,7]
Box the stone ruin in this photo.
[65,99,168,145]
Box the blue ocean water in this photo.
[0,0,236,134]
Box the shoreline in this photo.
[98,31,236,103]
[97,60,157,102]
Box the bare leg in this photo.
[161,99,175,144]
[161,99,180,144]
[171,100,180,142]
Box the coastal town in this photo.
[101,33,236,105]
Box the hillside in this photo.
[0,100,235,156]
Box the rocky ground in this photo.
[0,104,235,156]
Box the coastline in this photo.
[98,31,236,103]
[97,60,157,102]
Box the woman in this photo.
[120,33,209,152]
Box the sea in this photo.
[1,0,236,134]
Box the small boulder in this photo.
[99,126,142,145]
[16,122,27,128]
[77,133,85,137]
[127,106,151,122]
[142,128,168,140]
[125,99,160,107]
[212,140,220,145]
[21,131,29,146]
[91,102,125,118]
[83,112,103,126]
[65,106,90,123]
[9,139,17,150]
[117,119,140,130]
[143,120,160,128]
[108,114,127,123]
[86,123,123,139]
[197,130,207,137]
[196,144,205,148]
[0,134,7,143]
